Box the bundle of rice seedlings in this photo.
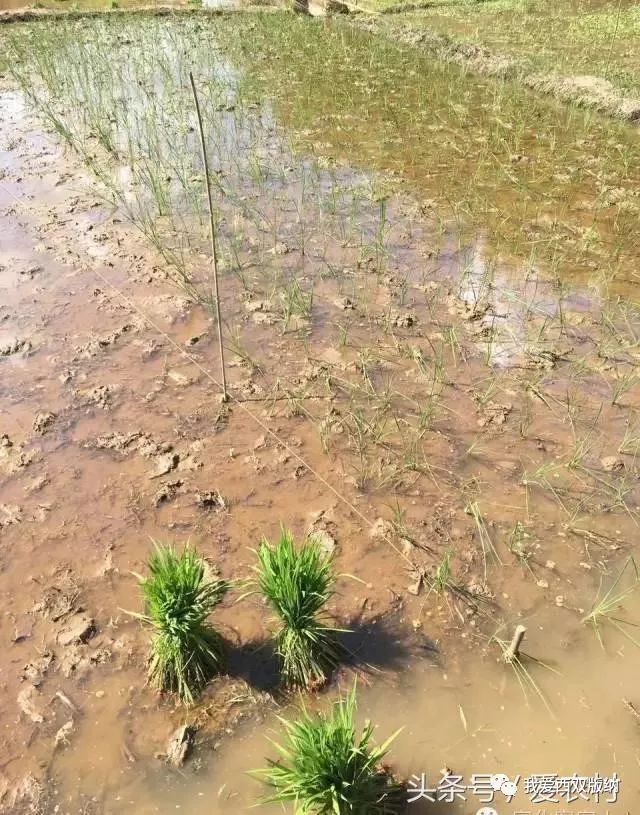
[134,542,228,705]
[254,685,403,814]
[255,528,346,689]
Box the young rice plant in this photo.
[133,542,229,705]
[253,685,403,815]
[255,528,346,689]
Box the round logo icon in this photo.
[490,773,509,790]
[501,780,518,797]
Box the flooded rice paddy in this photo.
[1,10,640,814]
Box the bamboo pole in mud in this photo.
[189,71,228,403]
[505,625,527,663]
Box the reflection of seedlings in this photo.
[522,462,571,516]
[226,326,263,373]
[443,325,464,366]
[582,557,640,648]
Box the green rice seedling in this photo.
[426,549,453,596]
[133,542,229,705]
[254,529,346,689]
[280,279,314,332]
[566,431,597,471]
[618,412,640,455]
[582,557,640,648]
[253,685,403,815]
[611,369,640,407]
[465,500,503,578]
[336,321,351,348]
[508,521,534,565]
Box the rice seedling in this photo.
[611,368,640,407]
[226,326,264,374]
[508,521,534,566]
[253,529,347,689]
[566,431,597,471]
[582,557,640,648]
[465,500,503,578]
[426,548,453,596]
[131,542,229,706]
[618,412,640,456]
[253,685,404,814]
[280,278,314,332]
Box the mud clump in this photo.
[165,724,196,768]
[0,337,32,356]
[75,383,119,410]
[17,685,45,724]
[525,73,640,121]
[33,411,56,435]
[22,651,54,686]
[149,452,180,479]
[89,430,172,459]
[154,479,185,506]
[195,489,226,511]
[476,401,512,428]
[56,613,96,647]
[73,321,139,358]
[32,570,80,621]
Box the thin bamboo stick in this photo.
[189,70,228,403]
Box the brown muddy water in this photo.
[1,11,640,815]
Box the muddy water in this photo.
[2,12,640,815]
[53,597,640,813]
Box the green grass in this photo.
[253,685,404,814]
[254,529,347,689]
[134,542,229,705]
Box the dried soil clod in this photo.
[17,685,44,724]
[195,489,226,511]
[149,452,180,479]
[33,411,56,435]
